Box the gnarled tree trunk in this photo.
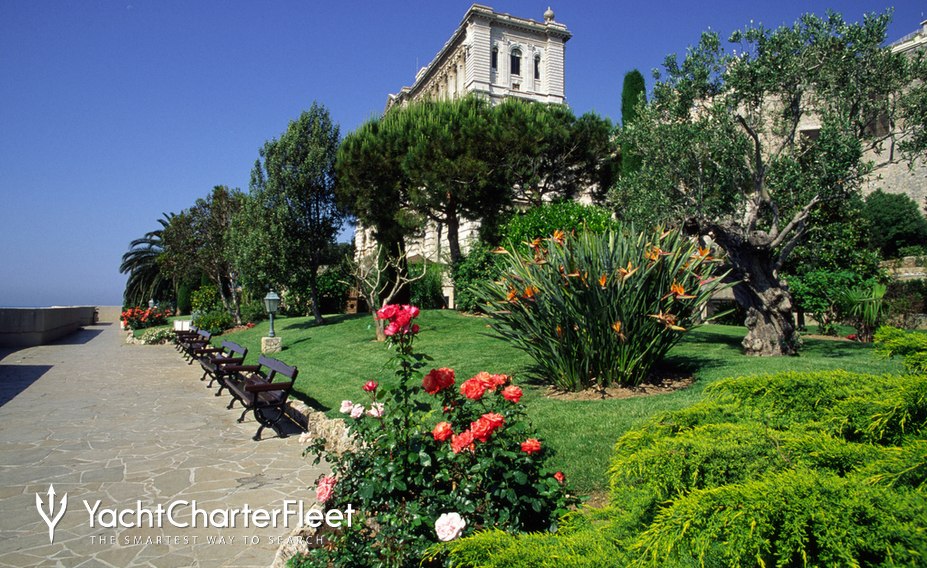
[710,225,799,356]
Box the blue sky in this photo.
[1,1,923,307]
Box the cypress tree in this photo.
[620,70,646,176]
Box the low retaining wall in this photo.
[0,306,98,347]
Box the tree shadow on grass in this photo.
[800,338,874,358]
[680,329,745,348]
[284,313,368,331]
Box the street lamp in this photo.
[264,291,280,338]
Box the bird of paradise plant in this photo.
[475,226,730,390]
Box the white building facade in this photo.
[355,5,571,307]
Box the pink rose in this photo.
[434,512,466,542]
[315,475,336,503]
[367,402,384,418]
[339,400,354,414]
[363,380,378,392]
[350,404,365,419]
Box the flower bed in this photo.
[121,306,172,330]
[292,305,577,567]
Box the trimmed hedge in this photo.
[437,370,927,566]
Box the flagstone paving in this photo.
[0,321,327,567]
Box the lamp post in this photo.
[262,291,282,353]
[264,291,280,337]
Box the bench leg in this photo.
[253,406,287,441]
[237,407,249,423]
[200,370,208,382]
[227,398,237,410]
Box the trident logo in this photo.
[36,484,67,543]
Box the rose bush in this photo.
[294,305,577,568]
[121,306,172,330]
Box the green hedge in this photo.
[438,370,927,566]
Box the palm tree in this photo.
[120,213,174,306]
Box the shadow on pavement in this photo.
[0,364,52,406]
[50,328,103,345]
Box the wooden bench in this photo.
[223,355,299,441]
[180,330,212,363]
[173,325,199,352]
[196,340,248,390]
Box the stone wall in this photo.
[882,255,927,281]
[0,306,98,347]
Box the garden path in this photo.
[0,319,325,567]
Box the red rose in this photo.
[423,368,455,394]
[554,471,565,484]
[521,438,542,455]
[363,380,378,392]
[501,385,523,403]
[432,421,453,442]
[384,321,400,336]
[460,378,487,400]
[393,310,412,328]
[376,305,398,320]
[403,305,421,319]
[450,430,475,454]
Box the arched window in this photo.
[510,47,521,76]
[491,46,498,71]
[534,54,541,80]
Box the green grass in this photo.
[216,311,906,494]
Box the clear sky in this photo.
[1,1,924,307]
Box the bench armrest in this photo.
[246,381,293,393]
[196,347,222,354]
[214,357,244,365]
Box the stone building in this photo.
[793,19,927,206]
[355,4,572,307]
[858,19,927,206]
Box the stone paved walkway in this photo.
[0,322,327,567]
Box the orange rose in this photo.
[432,421,453,442]
[450,430,475,454]
[521,438,542,455]
[460,378,487,400]
[502,385,523,403]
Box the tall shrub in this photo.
[477,227,729,390]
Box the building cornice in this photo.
[387,4,570,110]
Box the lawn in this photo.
[215,310,906,494]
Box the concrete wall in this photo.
[0,307,98,347]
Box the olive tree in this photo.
[612,11,927,355]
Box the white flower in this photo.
[340,400,354,414]
[435,512,466,542]
[298,432,313,444]
[350,404,365,419]
[367,402,384,418]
